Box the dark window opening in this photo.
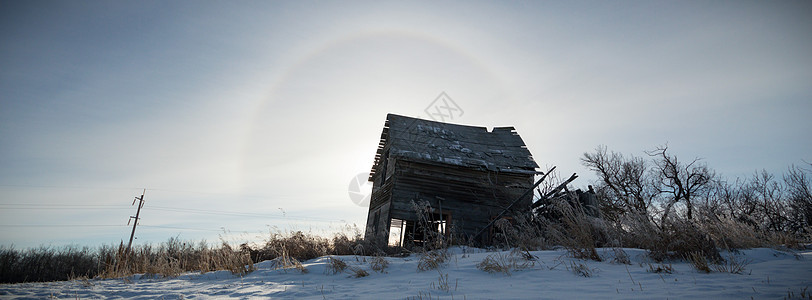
[395,212,451,248]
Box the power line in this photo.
[0,203,285,214]
[0,185,143,190]
[0,206,131,210]
[0,203,345,222]
[146,206,287,218]
[0,224,126,227]
[143,206,343,222]
[139,225,223,232]
[0,204,129,207]
[0,224,239,233]
[0,185,307,202]
[145,188,307,201]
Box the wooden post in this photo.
[126,189,145,254]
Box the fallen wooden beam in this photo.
[530,173,578,209]
[471,166,556,241]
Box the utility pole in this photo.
[126,189,145,254]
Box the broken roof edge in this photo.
[368,113,539,181]
[386,113,516,133]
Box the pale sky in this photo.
[1,1,810,249]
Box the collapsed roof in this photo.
[369,114,539,180]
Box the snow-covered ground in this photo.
[1,247,810,299]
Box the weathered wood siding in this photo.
[364,114,539,245]
[366,159,534,243]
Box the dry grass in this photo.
[433,270,451,292]
[607,213,723,263]
[686,252,711,273]
[767,231,806,250]
[476,254,511,275]
[686,251,751,274]
[712,255,751,274]
[407,290,440,300]
[646,263,673,274]
[476,249,534,276]
[0,239,254,283]
[785,286,811,299]
[700,216,764,249]
[540,199,604,262]
[0,245,97,283]
[568,261,594,277]
[350,267,369,278]
[417,250,448,271]
[324,255,370,277]
[245,228,397,264]
[259,231,331,262]
[0,228,387,284]
[370,256,389,273]
[325,256,347,275]
[268,249,308,274]
[656,219,721,263]
[609,247,631,265]
[492,215,548,251]
[106,239,254,279]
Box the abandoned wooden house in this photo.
[364,113,539,246]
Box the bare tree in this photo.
[698,178,732,218]
[784,164,812,232]
[581,145,655,220]
[748,170,788,232]
[646,145,714,222]
[709,178,753,223]
[581,144,807,248]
